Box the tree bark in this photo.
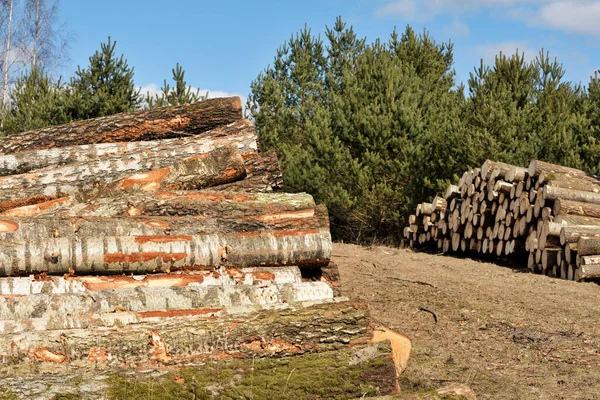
[0,145,246,212]
[553,199,600,218]
[576,237,600,257]
[209,150,284,192]
[0,300,371,363]
[0,97,243,154]
[7,191,315,218]
[528,160,596,179]
[0,224,332,277]
[555,214,600,226]
[543,186,600,204]
[0,119,256,176]
[574,264,600,281]
[560,225,600,246]
[0,204,325,242]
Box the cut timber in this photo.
[560,225,600,246]
[543,186,600,204]
[574,264,600,281]
[542,248,561,271]
[544,179,600,194]
[553,200,600,218]
[0,144,247,212]
[33,191,315,219]
[576,237,600,257]
[0,281,335,322]
[0,227,332,277]
[0,205,325,242]
[0,300,370,363]
[554,214,600,226]
[0,119,255,176]
[505,166,528,183]
[0,97,243,154]
[209,151,284,192]
[528,160,597,180]
[444,185,460,200]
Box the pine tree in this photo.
[67,37,140,120]
[146,63,207,109]
[1,66,68,135]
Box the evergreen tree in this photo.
[146,63,207,108]
[67,37,140,120]
[249,19,462,242]
[1,66,68,135]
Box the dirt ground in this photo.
[334,243,600,400]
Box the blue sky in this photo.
[59,0,600,101]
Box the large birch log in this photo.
[0,300,371,363]
[2,191,314,219]
[0,225,332,276]
[0,119,255,176]
[0,97,243,154]
[0,145,246,212]
[0,205,325,242]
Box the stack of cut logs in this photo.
[404,159,600,282]
[0,97,371,371]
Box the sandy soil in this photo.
[334,243,600,400]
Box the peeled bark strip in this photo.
[0,205,324,242]
[0,145,246,212]
[0,300,370,364]
[0,96,243,154]
[0,120,255,176]
[0,227,332,276]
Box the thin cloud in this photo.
[473,42,538,64]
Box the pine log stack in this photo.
[403,159,600,283]
[0,97,410,389]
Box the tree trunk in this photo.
[574,264,600,281]
[553,199,600,218]
[576,237,600,257]
[555,214,600,226]
[0,119,256,176]
[528,160,596,179]
[0,205,325,242]
[0,226,332,276]
[0,300,370,363]
[543,186,600,204]
[560,225,600,245]
[0,145,246,212]
[0,96,243,153]
[544,179,600,194]
[6,191,315,218]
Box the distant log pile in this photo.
[404,159,600,282]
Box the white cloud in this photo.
[139,83,248,114]
[473,42,538,64]
[375,0,554,20]
[443,19,470,37]
[376,0,600,37]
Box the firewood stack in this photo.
[0,97,379,376]
[404,159,600,282]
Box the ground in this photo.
[334,243,600,400]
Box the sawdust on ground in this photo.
[334,243,600,400]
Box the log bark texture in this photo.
[0,145,246,212]
[576,237,600,257]
[210,151,284,192]
[0,300,370,364]
[0,216,332,276]
[0,205,325,241]
[0,96,243,154]
[0,119,255,176]
[553,199,600,218]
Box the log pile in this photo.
[404,159,600,282]
[0,97,412,391]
